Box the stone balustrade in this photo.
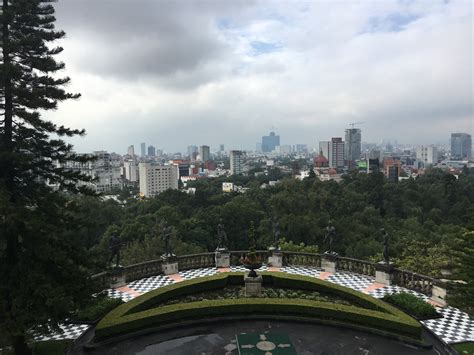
[91,251,448,305]
[337,257,376,277]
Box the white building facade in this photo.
[230,150,244,175]
[139,163,179,197]
[416,146,438,167]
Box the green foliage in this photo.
[74,297,124,322]
[96,273,421,341]
[279,238,318,253]
[453,342,474,355]
[382,293,438,319]
[31,340,71,355]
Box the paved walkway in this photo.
[34,266,474,346]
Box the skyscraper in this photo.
[199,145,210,162]
[147,145,156,157]
[329,138,345,168]
[451,133,472,161]
[127,145,135,156]
[140,142,146,157]
[187,145,198,159]
[262,131,280,153]
[344,128,361,163]
[230,150,244,175]
[219,144,225,152]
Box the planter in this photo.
[242,261,262,278]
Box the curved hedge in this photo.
[95,272,421,342]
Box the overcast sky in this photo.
[50,0,473,154]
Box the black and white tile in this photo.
[421,307,474,344]
[280,266,320,278]
[179,267,219,280]
[326,272,374,291]
[105,288,136,302]
[32,323,90,341]
[368,285,429,301]
[128,274,175,293]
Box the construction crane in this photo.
[349,121,365,129]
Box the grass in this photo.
[382,292,438,319]
[453,342,474,355]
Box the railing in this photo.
[90,251,441,299]
[282,251,322,267]
[337,257,376,277]
[178,253,215,270]
[124,259,163,282]
[391,268,435,296]
[230,250,269,265]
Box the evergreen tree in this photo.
[1,1,95,352]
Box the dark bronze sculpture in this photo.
[324,222,337,254]
[217,222,228,250]
[108,235,122,268]
[381,228,390,264]
[162,222,173,257]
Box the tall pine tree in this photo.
[1,0,95,353]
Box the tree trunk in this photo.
[12,335,31,355]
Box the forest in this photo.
[74,169,474,280]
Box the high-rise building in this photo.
[127,145,135,157]
[140,142,146,157]
[344,128,361,163]
[199,145,210,162]
[256,143,262,152]
[220,144,225,152]
[451,133,472,161]
[262,131,280,153]
[139,163,179,197]
[147,145,156,157]
[328,138,345,168]
[123,160,139,182]
[319,141,330,161]
[187,145,198,159]
[416,146,438,167]
[230,150,244,175]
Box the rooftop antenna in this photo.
[349,122,365,129]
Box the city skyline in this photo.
[49,0,472,153]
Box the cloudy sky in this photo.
[50,0,473,154]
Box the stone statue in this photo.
[381,228,390,264]
[108,235,122,268]
[162,222,173,257]
[324,222,336,254]
[272,217,281,249]
[217,222,228,250]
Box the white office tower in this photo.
[416,146,438,167]
[230,150,244,175]
[124,160,139,182]
[139,163,179,197]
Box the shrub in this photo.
[96,273,422,342]
[382,292,438,319]
[75,297,124,322]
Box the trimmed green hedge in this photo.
[382,292,438,319]
[95,272,421,341]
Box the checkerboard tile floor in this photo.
[179,267,219,280]
[421,307,474,344]
[127,274,175,293]
[326,271,374,291]
[105,288,136,302]
[32,323,91,341]
[368,285,430,301]
[230,265,268,272]
[280,266,320,278]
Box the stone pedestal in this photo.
[161,254,178,275]
[431,280,448,306]
[109,266,126,288]
[321,254,338,273]
[267,248,282,267]
[375,262,394,285]
[215,250,230,268]
[244,274,262,297]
